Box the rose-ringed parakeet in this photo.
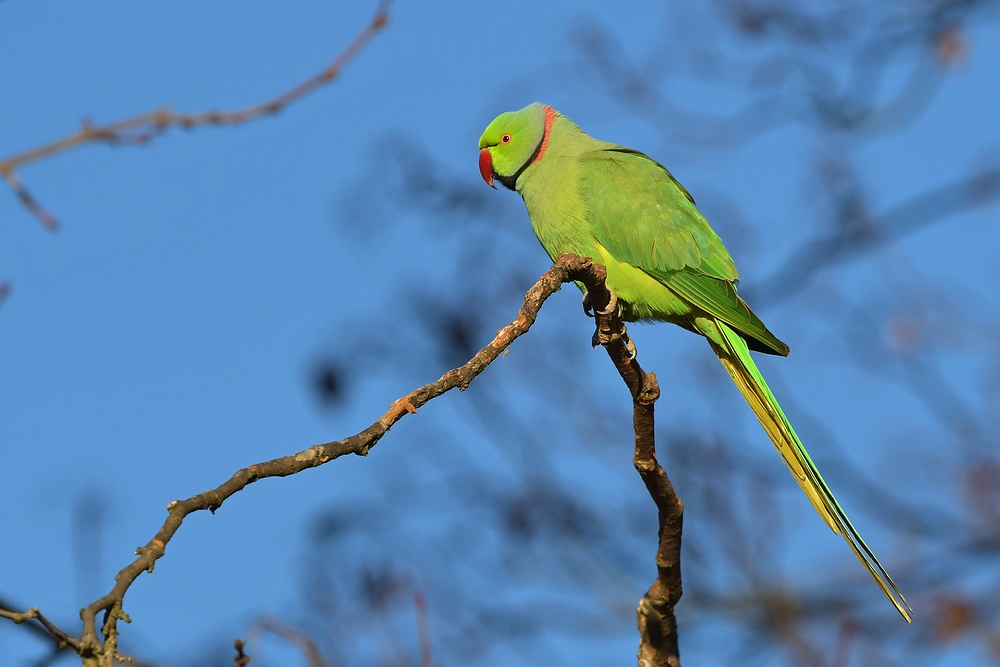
[478,102,911,622]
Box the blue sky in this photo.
[2,1,1000,665]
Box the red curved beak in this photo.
[479,148,496,189]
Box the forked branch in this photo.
[67,254,601,665]
[3,253,685,667]
[0,605,80,653]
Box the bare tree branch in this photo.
[3,254,688,666]
[0,0,392,231]
[748,164,1000,306]
[415,592,435,667]
[2,171,59,230]
[0,596,158,667]
[0,603,81,654]
[61,254,603,666]
[576,265,684,667]
[250,617,326,667]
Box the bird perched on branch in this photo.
[478,102,911,622]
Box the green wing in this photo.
[578,148,789,356]
[666,272,789,356]
[578,147,737,280]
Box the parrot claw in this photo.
[623,331,637,360]
[587,288,635,359]
[595,289,620,317]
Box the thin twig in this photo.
[250,617,325,667]
[0,605,81,653]
[415,592,434,667]
[2,171,58,230]
[0,0,392,231]
[73,254,600,666]
[0,596,157,667]
[0,281,10,312]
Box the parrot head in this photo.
[478,102,553,190]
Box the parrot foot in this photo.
[591,323,638,359]
[586,289,636,359]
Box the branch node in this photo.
[294,447,321,464]
[639,371,660,405]
[234,639,251,667]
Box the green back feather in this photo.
[577,148,788,355]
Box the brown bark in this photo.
[571,256,684,667]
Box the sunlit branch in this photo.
[0,604,81,654]
[65,254,607,666]
[577,261,684,667]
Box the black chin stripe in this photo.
[496,173,518,190]
[496,132,545,190]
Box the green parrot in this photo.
[478,102,911,622]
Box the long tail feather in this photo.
[709,318,912,622]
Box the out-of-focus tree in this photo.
[298,1,1000,665]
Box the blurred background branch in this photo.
[0,280,10,312]
[296,2,999,665]
[0,0,391,231]
[0,597,80,665]
[249,617,327,667]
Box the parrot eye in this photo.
[501,134,511,144]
